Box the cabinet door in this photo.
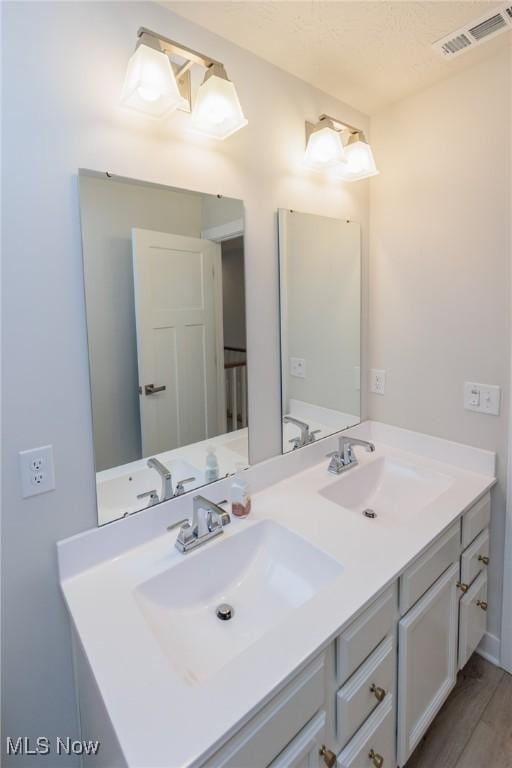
[397,563,459,766]
[458,570,488,670]
[268,711,326,768]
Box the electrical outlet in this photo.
[464,382,500,415]
[290,357,306,379]
[19,445,55,498]
[370,368,386,395]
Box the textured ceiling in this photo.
[163,1,509,113]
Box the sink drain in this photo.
[363,508,377,519]
[216,603,234,621]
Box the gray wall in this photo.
[369,46,511,650]
[221,238,246,351]
[1,2,370,763]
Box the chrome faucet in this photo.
[137,457,195,507]
[283,415,321,449]
[327,435,375,474]
[147,457,174,500]
[175,495,231,553]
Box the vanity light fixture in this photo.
[336,130,379,181]
[191,63,248,140]
[305,114,379,181]
[121,28,248,140]
[304,118,346,169]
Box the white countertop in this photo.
[58,422,495,768]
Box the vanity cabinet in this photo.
[458,570,488,669]
[337,696,395,768]
[203,655,327,768]
[397,562,459,766]
[457,492,491,670]
[268,711,327,768]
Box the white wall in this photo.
[369,46,511,651]
[1,2,370,761]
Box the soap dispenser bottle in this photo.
[231,464,251,518]
[205,446,219,483]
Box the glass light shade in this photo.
[120,42,188,117]
[336,136,379,181]
[191,67,248,140]
[304,124,345,169]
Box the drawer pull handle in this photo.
[369,749,384,768]
[457,581,469,593]
[319,745,336,767]
[477,599,488,611]
[370,683,386,702]
[478,555,490,565]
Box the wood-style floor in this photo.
[407,654,512,768]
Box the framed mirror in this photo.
[79,171,248,524]
[278,209,361,453]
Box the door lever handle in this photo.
[144,383,166,395]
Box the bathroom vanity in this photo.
[58,422,494,768]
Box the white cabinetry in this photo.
[268,711,327,768]
[397,562,459,766]
[197,496,490,768]
[458,570,488,669]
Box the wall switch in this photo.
[370,368,386,395]
[19,445,55,498]
[464,382,500,416]
[290,357,306,378]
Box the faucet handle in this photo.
[136,489,159,506]
[174,476,196,497]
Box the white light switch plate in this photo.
[290,357,306,378]
[370,368,386,395]
[19,445,55,497]
[464,382,500,415]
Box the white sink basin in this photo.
[97,458,203,522]
[134,520,342,684]
[320,456,453,519]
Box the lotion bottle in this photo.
[205,447,219,483]
[231,464,251,518]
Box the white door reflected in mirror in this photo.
[79,171,249,525]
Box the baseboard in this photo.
[476,631,501,667]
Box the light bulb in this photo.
[191,65,248,140]
[137,84,161,103]
[121,42,187,117]
[335,134,379,181]
[304,122,345,170]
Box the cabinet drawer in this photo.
[399,523,460,615]
[336,586,396,685]
[203,654,326,768]
[336,635,394,749]
[459,570,488,670]
[462,493,491,549]
[268,710,326,768]
[460,528,489,588]
[337,695,395,768]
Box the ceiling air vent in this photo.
[433,2,512,58]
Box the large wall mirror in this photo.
[278,209,361,453]
[79,171,248,525]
